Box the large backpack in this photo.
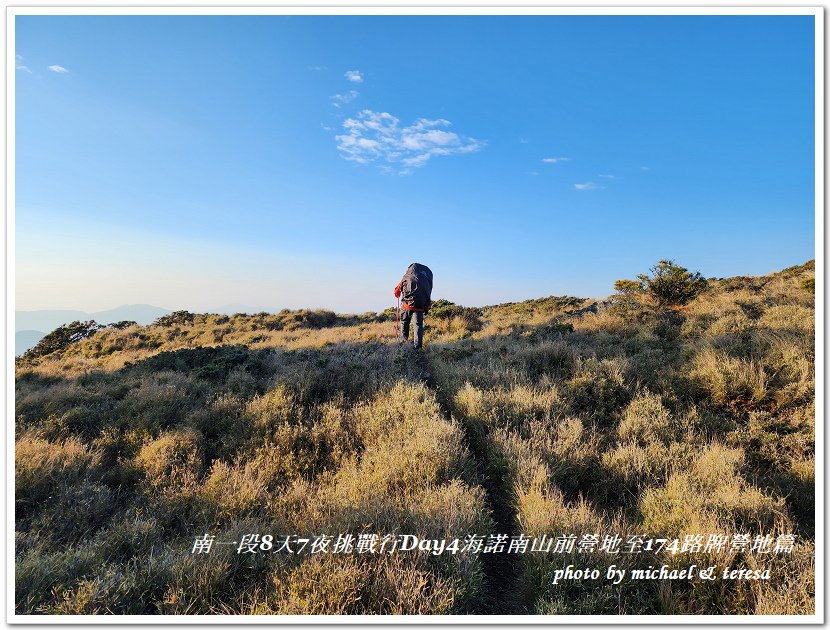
[400,263,433,310]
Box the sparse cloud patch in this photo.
[574,182,604,191]
[308,65,327,71]
[542,157,571,164]
[640,165,650,171]
[335,109,483,174]
[48,65,69,73]
[599,174,616,179]
[330,91,359,107]
[345,70,363,83]
[16,54,32,73]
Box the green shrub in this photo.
[614,260,707,312]
[21,320,103,361]
[611,279,648,316]
[646,260,708,308]
[109,320,138,330]
[153,311,195,327]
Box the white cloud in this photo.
[574,182,604,191]
[640,165,650,171]
[320,124,333,131]
[519,137,530,144]
[16,54,31,73]
[335,110,484,174]
[542,156,571,164]
[528,171,539,176]
[345,70,363,83]
[48,65,69,73]
[599,174,616,179]
[330,90,359,107]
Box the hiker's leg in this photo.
[413,311,424,349]
[400,309,411,341]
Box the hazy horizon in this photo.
[14,254,814,316]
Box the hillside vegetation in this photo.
[15,261,815,615]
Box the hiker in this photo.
[394,263,433,349]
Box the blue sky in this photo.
[15,14,815,312]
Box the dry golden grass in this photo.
[14,261,814,615]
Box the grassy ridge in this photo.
[15,261,815,614]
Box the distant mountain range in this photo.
[15,304,172,356]
[15,331,47,357]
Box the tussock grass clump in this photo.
[16,379,107,436]
[184,393,250,462]
[246,383,300,431]
[639,443,786,535]
[426,299,483,340]
[602,440,676,492]
[510,338,577,380]
[115,370,204,434]
[277,553,461,614]
[16,431,102,513]
[312,382,479,513]
[494,416,603,503]
[618,391,675,445]
[16,544,101,613]
[452,381,560,432]
[515,478,655,614]
[40,481,115,544]
[262,382,489,612]
[203,453,279,519]
[200,397,359,519]
[563,357,631,425]
[136,427,204,488]
[89,514,163,565]
[689,348,768,411]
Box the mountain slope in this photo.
[14,261,815,615]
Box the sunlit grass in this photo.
[15,261,814,615]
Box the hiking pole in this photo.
[395,297,400,338]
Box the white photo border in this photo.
[4,3,824,626]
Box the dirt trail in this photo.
[406,348,528,614]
